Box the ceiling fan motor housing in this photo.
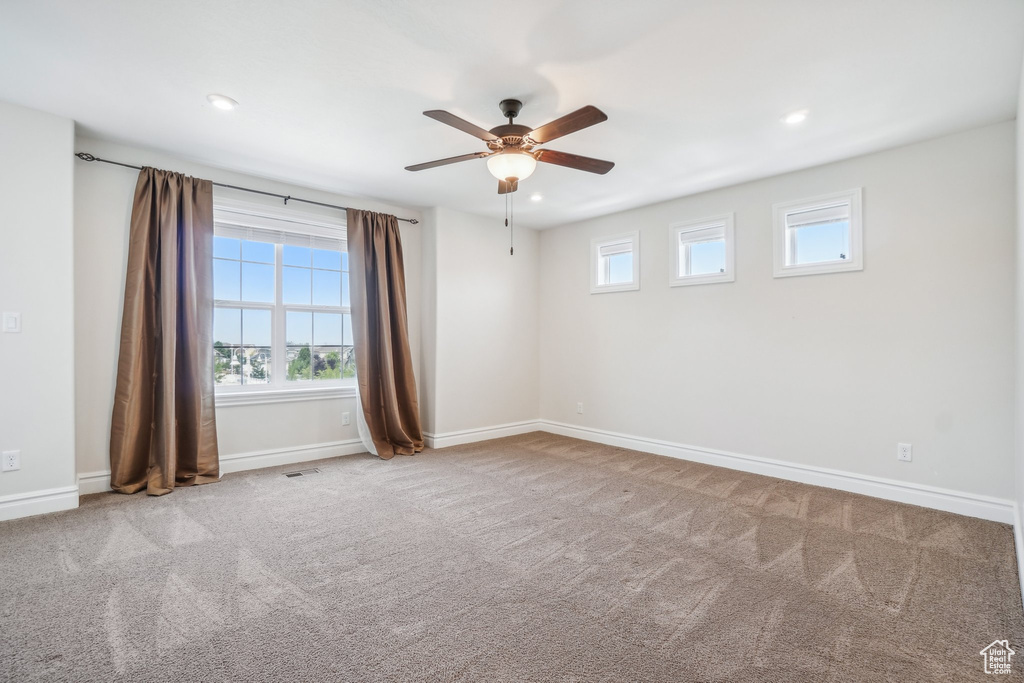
[499,98,523,120]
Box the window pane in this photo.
[213,307,241,386]
[213,236,239,260]
[606,252,632,284]
[314,312,342,346]
[283,245,311,267]
[342,346,355,379]
[242,240,274,264]
[286,346,312,381]
[312,269,341,306]
[792,221,849,265]
[342,251,349,272]
[214,345,242,385]
[286,310,312,382]
[242,262,274,303]
[282,266,311,305]
[313,249,342,270]
[342,273,350,308]
[242,309,272,347]
[214,307,241,345]
[286,310,312,346]
[213,259,240,300]
[313,347,343,380]
[343,313,353,346]
[688,240,726,276]
[241,347,272,385]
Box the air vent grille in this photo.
[283,468,321,478]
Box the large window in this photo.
[669,214,735,287]
[773,188,863,277]
[212,200,354,403]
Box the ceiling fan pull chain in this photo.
[510,190,514,256]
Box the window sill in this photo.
[215,384,356,407]
[772,259,863,278]
[590,282,640,294]
[670,272,735,287]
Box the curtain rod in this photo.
[74,153,419,224]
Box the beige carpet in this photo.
[0,432,1021,681]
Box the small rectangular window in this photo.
[773,189,862,277]
[591,232,640,293]
[670,214,735,287]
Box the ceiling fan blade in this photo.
[535,149,614,175]
[525,106,608,145]
[405,152,490,172]
[497,179,519,194]
[423,110,500,142]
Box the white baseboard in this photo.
[0,485,79,522]
[219,438,366,474]
[66,421,1021,526]
[424,420,542,449]
[77,439,368,495]
[1015,504,1024,612]
[537,420,1014,524]
[77,470,112,495]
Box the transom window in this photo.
[591,231,640,293]
[669,214,735,287]
[211,200,354,398]
[773,188,863,277]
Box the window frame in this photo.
[669,213,735,287]
[772,188,863,278]
[211,198,356,406]
[590,231,640,294]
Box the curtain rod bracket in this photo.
[74,152,419,224]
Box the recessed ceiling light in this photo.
[207,94,238,111]
[530,193,543,202]
[782,109,809,125]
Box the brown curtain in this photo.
[109,167,220,495]
[347,209,424,458]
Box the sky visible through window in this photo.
[793,220,849,264]
[607,252,632,284]
[213,236,353,385]
[688,240,725,275]
[213,238,350,343]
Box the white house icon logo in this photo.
[980,640,1015,675]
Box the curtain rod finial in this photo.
[75,152,97,162]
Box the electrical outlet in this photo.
[576,402,584,414]
[897,443,912,462]
[2,312,20,333]
[342,412,351,426]
[2,450,20,472]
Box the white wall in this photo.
[540,121,1016,502]
[0,101,77,518]
[420,207,539,441]
[73,137,422,481]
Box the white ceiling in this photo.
[1,0,1022,228]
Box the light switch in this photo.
[2,312,20,333]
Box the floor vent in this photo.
[283,468,321,478]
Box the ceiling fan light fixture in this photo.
[486,150,537,182]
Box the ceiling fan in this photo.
[405,99,614,194]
